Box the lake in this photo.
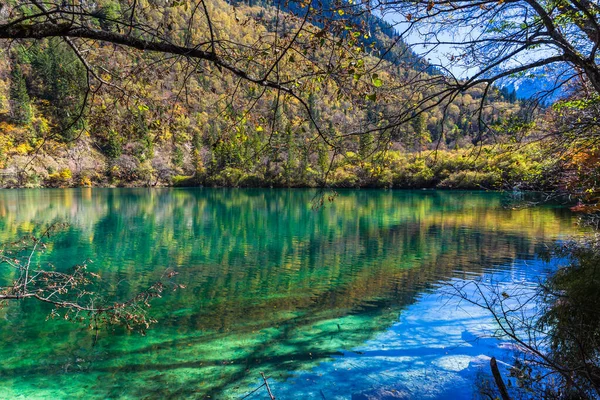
[0,188,582,399]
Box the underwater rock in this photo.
[352,386,411,400]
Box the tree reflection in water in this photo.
[0,189,581,399]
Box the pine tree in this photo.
[359,131,374,159]
[411,112,430,151]
[28,39,87,141]
[9,64,32,125]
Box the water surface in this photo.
[0,189,581,399]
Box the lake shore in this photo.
[1,145,560,192]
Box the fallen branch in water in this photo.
[240,373,276,400]
[490,357,511,400]
[261,372,276,400]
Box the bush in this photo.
[45,168,72,187]
[172,175,198,187]
[331,165,361,188]
[238,173,265,187]
[78,175,93,187]
[109,155,139,184]
[438,170,500,189]
[406,158,435,187]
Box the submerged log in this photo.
[490,357,511,400]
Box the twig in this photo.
[239,383,265,400]
[261,372,275,400]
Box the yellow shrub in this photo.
[59,169,72,180]
[15,143,33,155]
[79,176,93,187]
[46,168,73,187]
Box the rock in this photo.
[351,386,411,400]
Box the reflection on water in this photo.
[0,188,581,399]
[275,258,560,400]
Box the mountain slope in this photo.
[0,0,522,188]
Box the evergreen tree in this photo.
[28,39,87,141]
[359,131,374,159]
[284,124,297,186]
[9,64,32,125]
[411,112,430,151]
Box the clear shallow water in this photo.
[0,188,582,399]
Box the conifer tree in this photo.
[9,64,32,125]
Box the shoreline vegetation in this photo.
[0,144,561,191]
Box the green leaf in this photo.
[366,93,377,102]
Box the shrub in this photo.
[172,175,197,187]
[438,170,500,189]
[45,168,72,187]
[206,167,246,187]
[110,155,139,183]
[331,165,361,188]
[79,175,93,187]
[239,173,266,187]
[406,158,435,187]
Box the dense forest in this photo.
[0,0,540,190]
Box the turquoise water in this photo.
[0,189,580,399]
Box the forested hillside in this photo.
[0,0,526,189]
[2,1,600,398]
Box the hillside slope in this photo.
[0,0,523,189]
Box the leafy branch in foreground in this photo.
[0,224,181,334]
[445,237,600,399]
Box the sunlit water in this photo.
[0,188,583,399]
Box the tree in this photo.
[0,0,597,184]
[0,224,180,333]
[8,64,32,125]
[0,0,349,142]
[447,238,600,399]
[379,0,599,92]
[25,38,88,140]
[331,0,600,141]
[0,0,542,149]
[411,111,430,151]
